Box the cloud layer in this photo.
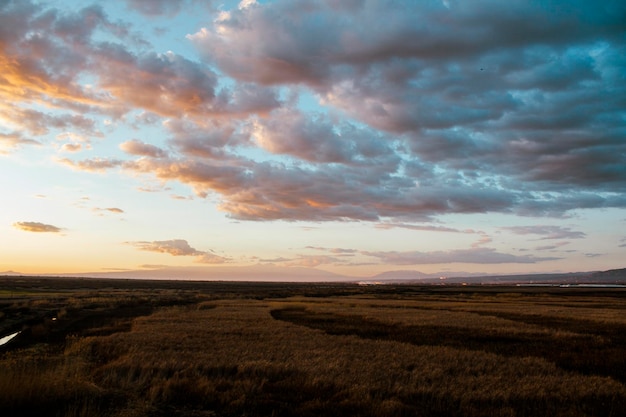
[3,0,624,223]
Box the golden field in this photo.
[1,277,625,416]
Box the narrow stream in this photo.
[0,331,21,347]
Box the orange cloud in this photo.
[60,143,84,153]
[13,221,62,233]
[130,239,204,256]
[128,239,231,264]
[1,4,278,146]
[93,207,124,215]
[197,253,230,264]
[105,207,124,214]
[0,47,102,108]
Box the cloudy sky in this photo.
[1,0,625,278]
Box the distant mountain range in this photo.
[54,265,350,282]
[366,268,626,285]
[2,266,626,285]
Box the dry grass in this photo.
[1,280,626,416]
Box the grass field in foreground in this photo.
[1,278,625,416]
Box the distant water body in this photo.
[0,331,20,346]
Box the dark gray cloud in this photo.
[190,1,625,87]
[124,0,189,16]
[183,0,626,221]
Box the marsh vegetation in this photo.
[1,277,625,416]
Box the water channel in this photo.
[0,331,21,347]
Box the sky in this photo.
[1,0,625,279]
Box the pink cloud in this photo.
[119,139,167,158]
[164,119,247,159]
[123,158,248,197]
[58,157,123,172]
[128,239,231,264]
[0,104,102,137]
[0,132,40,152]
[471,234,493,248]
[249,108,395,164]
[94,47,218,117]
[197,253,230,264]
[91,47,278,118]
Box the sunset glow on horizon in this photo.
[1,0,625,279]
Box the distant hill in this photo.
[371,270,436,280]
[60,264,351,282]
[364,268,626,285]
[587,268,626,282]
[7,266,626,285]
[372,270,488,281]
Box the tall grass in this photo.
[1,283,626,416]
